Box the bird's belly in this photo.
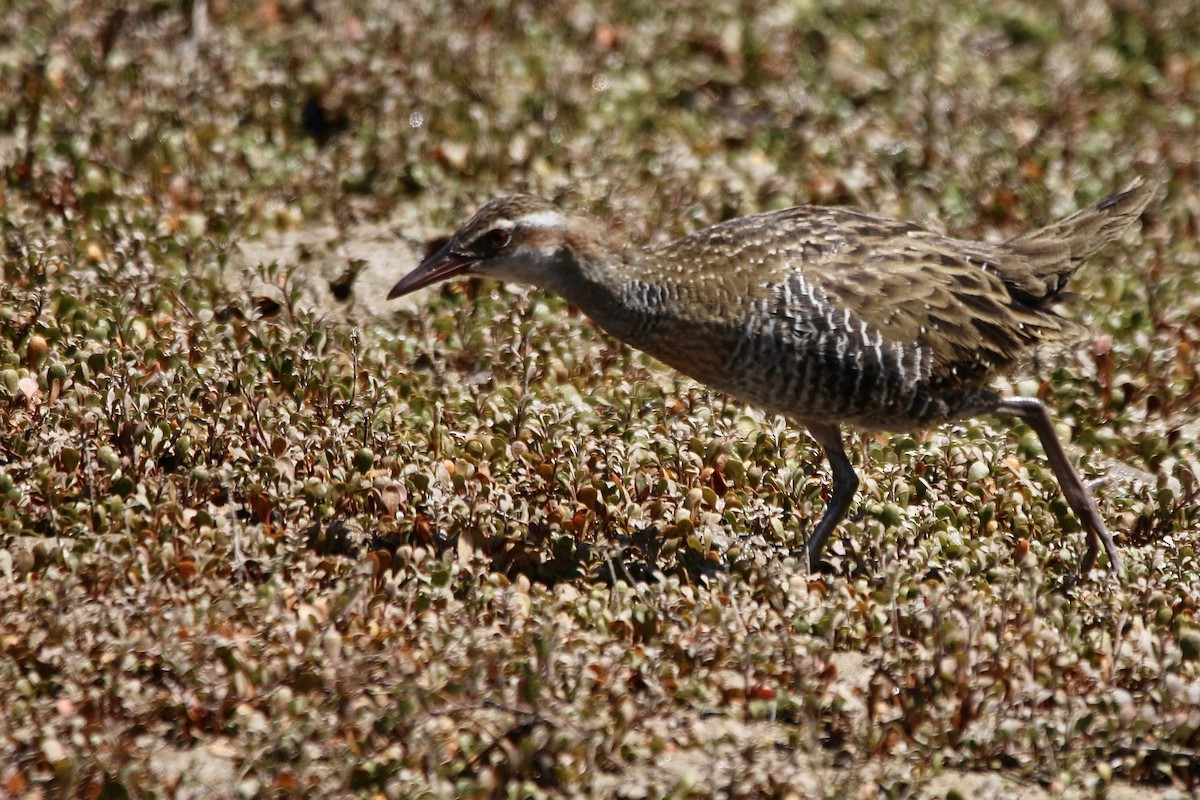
[640,325,973,431]
[719,360,956,430]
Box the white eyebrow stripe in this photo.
[516,211,566,229]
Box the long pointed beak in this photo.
[387,241,476,300]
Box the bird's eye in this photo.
[481,228,511,251]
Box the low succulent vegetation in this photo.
[1,0,1198,797]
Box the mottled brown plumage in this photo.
[390,179,1157,578]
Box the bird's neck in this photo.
[535,224,668,343]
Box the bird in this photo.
[389,179,1158,579]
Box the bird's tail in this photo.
[999,177,1159,304]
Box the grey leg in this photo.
[991,396,1125,579]
[804,422,859,570]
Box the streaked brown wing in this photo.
[657,205,1071,388]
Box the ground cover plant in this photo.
[1,0,1199,797]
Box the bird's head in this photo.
[388,195,595,300]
